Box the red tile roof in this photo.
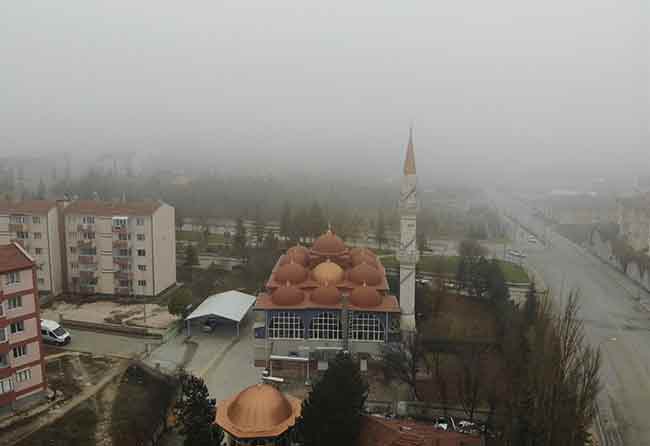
[64,200,162,216]
[359,416,481,446]
[0,200,57,214]
[0,243,34,274]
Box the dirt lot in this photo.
[42,301,176,329]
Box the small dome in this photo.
[274,262,308,284]
[227,384,295,432]
[349,262,382,286]
[349,284,382,307]
[351,251,378,267]
[272,285,305,306]
[350,247,377,259]
[311,284,341,305]
[286,245,309,265]
[312,259,345,285]
[311,230,347,256]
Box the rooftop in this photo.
[64,199,163,216]
[0,199,57,214]
[0,242,34,274]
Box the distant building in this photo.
[63,200,176,296]
[536,194,617,225]
[0,242,47,414]
[0,200,65,296]
[617,194,650,252]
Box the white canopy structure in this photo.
[185,290,256,336]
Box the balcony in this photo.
[78,255,97,265]
[114,286,132,296]
[77,223,95,233]
[112,226,128,235]
[114,271,133,281]
[80,270,95,280]
[78,239,94,248]
[9,223,25,232]
[112,239,130,249]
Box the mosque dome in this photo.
[274,262,308,284]
[349,284,382,307]
[285,245,309,265]
[351,251,378,267]
[311,230,347,256]
[312,259,345,285]
[216,384,302,439]
[271,284,305,306]
[348,262,382,286]
[311,284,342,305]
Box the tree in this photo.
[458,239,487,258]
[175,372,223,446]
[233,217,247,256]
[379,334,423,400]
[168,288,194,317]
[254,204,265,247]
[298,352,368,446]
[376,209,387,249]
[456,344,488,421]
[308,201,326,238]
[280,201,292,240]
[184,244,199,266]
[36,177,46,199]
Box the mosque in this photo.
[252,130,419,364]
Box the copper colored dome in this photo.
[351,252,378,267]
[349,262,382,286]
[349,284,382,307]
[350,247,377,259]
[272,284,305,306]
[312,259,345,285]
[311,284,342,305]
[311,230,347,256]
[216,384,302,439]
[274,261,308,284]
[286,245,309,265]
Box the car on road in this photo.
[528,235,538,244]
[508,249,526,258]
[40,319,71,345]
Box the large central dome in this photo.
[311,230,347,257]
[312,259,344,285]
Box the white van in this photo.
[40,319,71,345]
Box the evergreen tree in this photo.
[298,352,368,446]
[184,244,199,266]
[308,201,327,238]
[280,201,292,239]
[36,177,46,199]
[376,209,386,249]
[523,279,538,325]
[175,373,222,446]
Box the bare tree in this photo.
[379,334,423,400]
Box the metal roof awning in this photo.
[185,290,256,323]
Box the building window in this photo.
[136,233,145,241]
[138,265,147,271]
[12,344,27,358]
[70,263,78,271]
[137,280,147,287]
[70,246,77,254]
[309,312,342,340]
[119,279,130,288]
[5,271,20,285]
[33,232,42,239]
[118,249,130,257]
[80,247,96,256]
[10,216,25,224]
[68,231,77,240]
[38,278,45,286]
[0,328,6,343]
[16,231,29,239]
[83,232,95,240]
[136,218,145,226]
[137,249,146,256]
[35,248,43,255]
[15,368,32,383]
[7,296,22,310]
[0,377,13,394]
[10,321,25,334]
[82,216,95,224]
[349,313,384,342]
[32,216,40,224]
[118,233,128,241]
[268,312,304,339]
[113,217,128,228]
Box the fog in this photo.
[1,0,647,185]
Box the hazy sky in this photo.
[1,1,647,182]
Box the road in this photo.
[500,197,650,445]
[46,328,150,358]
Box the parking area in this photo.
[44,328,151,358]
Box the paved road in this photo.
[47,328,150,358]
[500,198,650,445]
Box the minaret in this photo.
[397,127,419,333]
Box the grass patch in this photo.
[498,261,529,284]
[17,401,98,446]
[176,230,203,242]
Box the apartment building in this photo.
[618,194,650,252]
[0,243,47,414]
[0,200,64,296]
[63,200,176,297]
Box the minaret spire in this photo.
[403,126,416,175]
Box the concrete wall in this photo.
[46,205,63,295]
[152,204,176,295]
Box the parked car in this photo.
[433,416,455,431]
[202,317,220,333]
[40,319,71,345]
[508,249,526,258]
[457,420,479,434]
[528,235,537,244]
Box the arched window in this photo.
[309,312,342,340]
[268,311,304,339]
[349,312,384,341]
